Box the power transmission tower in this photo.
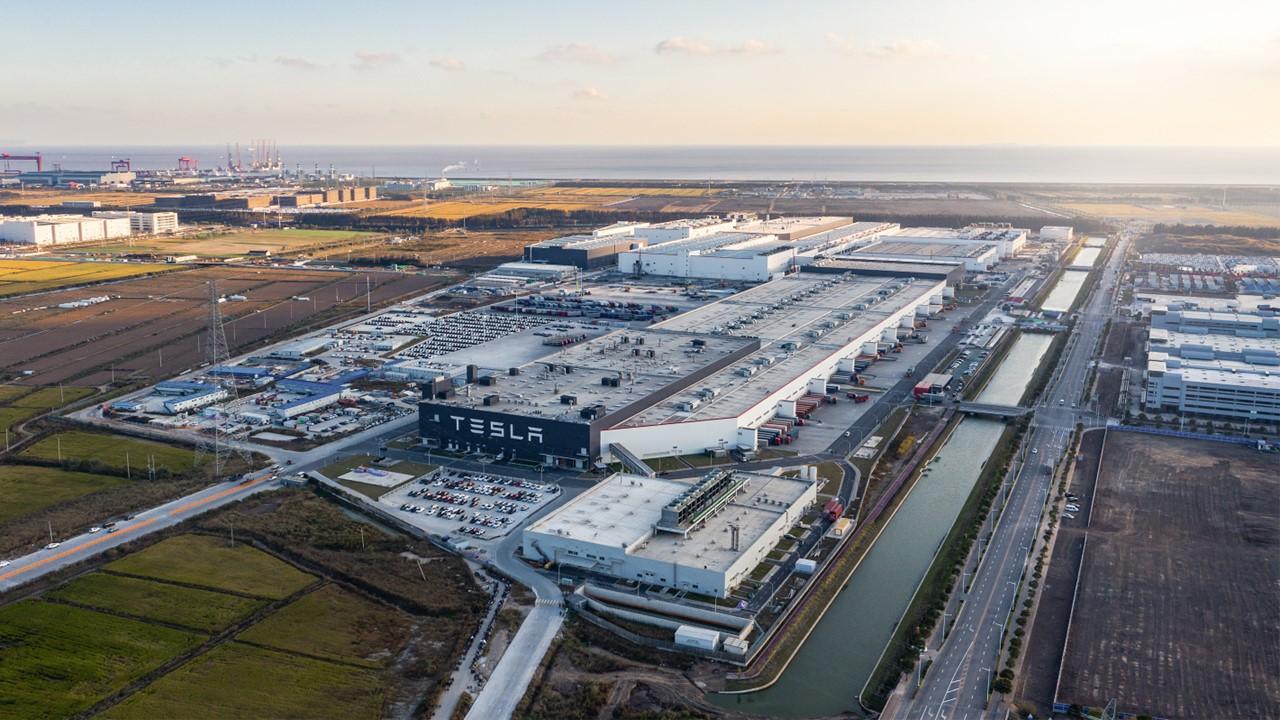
[197,280,247,478]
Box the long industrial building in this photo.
[418,269,945,468]
[1144,303,1280,423]
[615,218,897,281]
[1144,354,1280,423]
[875,224,1028,259]
[0,213,132,245]
[848,239,998,271]
[523,469,817,598]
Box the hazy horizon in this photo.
[6,0,1278,147]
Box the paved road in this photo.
[0,467,280,592]
[464,495,570,720]
[890,235,1127,720]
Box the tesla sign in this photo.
[449,415,544,443]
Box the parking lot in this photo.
[378,469,559,540]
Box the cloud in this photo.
[655,37,713,56]
[573,86,607,101]
[826,33,944,60]
[538,42,617,65]
[724,39,777,55]
[430,57,465,72]
[656,37,777,57]
[274,55,322,71]
[352,50,401,71]
[865,40,943,59]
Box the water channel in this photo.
[973,333,1055,407]
[711,326,1058,716]
[1040,270,1090,315]
[711,418,1006,717]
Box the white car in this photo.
[44,542,61,550]
[89,526,102,534]
[0,560,10,568]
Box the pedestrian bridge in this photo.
[955,402,1032,418]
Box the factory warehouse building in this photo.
[418,269,946,468]
[523,469,818,598]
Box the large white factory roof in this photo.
[425,327,758,424]
[856,240,994,259]
[621,273,941,425]
[1148,353,1280,389]
[1148,328,1280,360]
[525,470,814,573]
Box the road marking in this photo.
[0,474,273,584]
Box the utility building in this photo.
[523,470,817,598]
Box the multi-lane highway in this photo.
[890,235,1127,720]
[0,467,279,592]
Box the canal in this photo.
[973,333,1055,407]
[711,418,1006,717]
[1040,269,1089,315]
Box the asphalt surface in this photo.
[0,467,280,592]
[889,235,1127,720]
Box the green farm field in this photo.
[0,601,202,720]
[102,642,385,720]
[0,464,129,524]
[237,584,410,668]
[106,534,315,599]
[47,572,266,633]
[0,385,95,435]
[20,430,201,476]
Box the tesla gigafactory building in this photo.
[418,270,947,469]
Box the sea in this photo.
[17,145,1280,185]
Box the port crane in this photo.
[0,152,43,172]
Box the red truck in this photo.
[846,392,870,403]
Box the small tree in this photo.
[991,677,1013,694]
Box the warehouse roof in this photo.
[423,327,758,425]
[621,274,942,426]
[525,470,814,572]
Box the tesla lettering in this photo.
[447,415,543,444]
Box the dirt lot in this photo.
[1136,233,1280,257]
[65,228,383,259]
[314,229,559,269]
[0,266,450,386]
[1054,431,1280,719]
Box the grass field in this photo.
[48,572,266,632]
[0,600,202,720]
[238,585,410,667]
[0,259,175,297]
[0,464,129,524]
[102,642,385,720]
[20,430,201,475]
[107,534,315,599]
[67,227,380,258]
[0,386,96,435]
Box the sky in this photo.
[4,0,1279,147]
